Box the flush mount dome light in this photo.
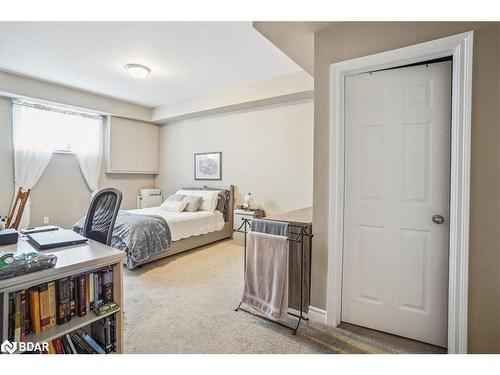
[124,64,151,79]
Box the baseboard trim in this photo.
[308,306,327,324]
[287,307,308,318]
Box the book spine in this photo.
[39,284,51,331]
[22,289,30,338]
[76,275,87,317]
[48,281,57,327]
[97,272,103,307]
[65,334,77,354]
[91,317,114,353]
[8,293,14,341]
[29,289,41,333]
[111,315,116,352]
[70,276,76,317]
[94,273,99,308]
[14,291,21,342]
[20,289,28,341]
[103,268,113,304]
[56,277,72,325]
[47,340,56,354]
[60,336,71,354]
[51,338,61,354]
[89,272,95,310]
[77,329,105,354]
[70,332,94,354]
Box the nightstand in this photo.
[233,209,265,244]
[234,208,265,230]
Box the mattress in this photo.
[127,207,225,242]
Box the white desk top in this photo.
[0,236,124,293]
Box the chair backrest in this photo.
[7,187,31,230]
[83,188,122,246]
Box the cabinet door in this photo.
[136,122,159,172]
[109,119,137,171]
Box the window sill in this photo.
[53,150,75,155]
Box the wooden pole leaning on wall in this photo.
[6,187,31,230]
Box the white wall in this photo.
[0,71,151,121]
[156,99,313,216]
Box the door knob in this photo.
[432,215,445,224]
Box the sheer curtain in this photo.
[11,102,103,228]
[73,117,103,197]
[12,104,54,228]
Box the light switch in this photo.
[43,217,50,224]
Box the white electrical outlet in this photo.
[43,217,50,224]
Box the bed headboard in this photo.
[181,185,234,224]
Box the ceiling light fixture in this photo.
[124,63,151,79]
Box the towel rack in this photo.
[234,218,313,335]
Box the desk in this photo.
[0,237,125,353]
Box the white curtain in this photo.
[11,103,103,228]
[12,105,54,228]
[74,117,103,197]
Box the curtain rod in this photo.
[12,99,103,120]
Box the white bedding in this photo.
[127,207,225,241]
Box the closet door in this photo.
[136,121,159,172]
[107,117,159,174]
[342,61,451,347]
[109,118,137,172]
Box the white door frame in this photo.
[326,31,473,354]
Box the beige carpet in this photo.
[123,239,445,354]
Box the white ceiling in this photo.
[0,22,302,107]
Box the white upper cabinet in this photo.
[107,116,160,174]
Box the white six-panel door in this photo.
[342,61,451,347]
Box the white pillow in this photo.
[175,189,219,212]
[160,199,188,212]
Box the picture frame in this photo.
[194,152,222,180]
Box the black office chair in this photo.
[83,188,122,246]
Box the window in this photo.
[12,100,102,154]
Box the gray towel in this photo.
[251,218,289,237]
[242,231,289,321]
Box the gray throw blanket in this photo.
[251,218,289,237]
[242,231,289,321]
[73,211,171,269]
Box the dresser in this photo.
[266,207,312,313]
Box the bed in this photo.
[74,185,234,269]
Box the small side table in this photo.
[233,208,265,245]
[233,208,265,230]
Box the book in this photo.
[102,267,113,304]
[52,337,63,354]
[47,340,56,354]
[95,272,103,307]
[70,276,76,317]
[69,332,94,354]
[91,316,114,353]
[48,281,57,327]
[56,277,72,325]
[29,288,41,333]
[8,292,14,341]
[21,289,30,339]
[110,314,117,352]
[89,272,95,310]
[76,329,105,354]
[94,273,99,308]
[60,335,72,354]
[13,291,21,342]
[65,334,77,354]
[76,274,87,316]
[39,284,51,331]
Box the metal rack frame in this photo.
[234,218,313,335]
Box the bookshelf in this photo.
[0,237,125,354]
